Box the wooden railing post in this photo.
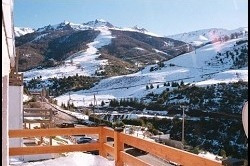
[99,124,107,158]
[114,127,124,166]
[49,109,52,145]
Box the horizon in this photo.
[14,0,248,36]
[15,18,248,36]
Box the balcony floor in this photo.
[10,152,115,166]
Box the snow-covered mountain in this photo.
[83,19,114,28]
[14,27,35,37]
[16,19,162,37]
[54,36,248,107]
[16,19,189,73]
[168,27,248,46]
[33,19,154,35]
[18,20,248,108]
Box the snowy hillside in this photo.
[14,27,35,37]
[168,27,248,46]
[24,26,114,80]
[55,37,248,107]
[22,19,187,80]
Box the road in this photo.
[41,100,78,125]
[40,99,175,166]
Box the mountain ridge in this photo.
[15,19,191,73]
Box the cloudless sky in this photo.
[14,0,248,36]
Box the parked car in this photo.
[60,123,75,128]
[77,137,92,144]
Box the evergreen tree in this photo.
[164,82,167,86]
[71,102,75,109]
[61,102,64,108]
[146,85,149,90]
[101,100,105,107]
[157,85,159,88]
[180,80,184,86]
[171,81,175,87]
[150,84,154,89]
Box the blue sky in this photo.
[14,0,248,36]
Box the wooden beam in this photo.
[114,128,124,166]
[120,133,222,166]
[9,143,100,156]
[103,143,114,156]
[99,126,106,157]
[103,127,114,138]
[9,127,101,138]
[23,119,51,124]
[23,114,51,118]
[24,108,50,112]
[120,151,153,166]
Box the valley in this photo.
[18,20,248,160]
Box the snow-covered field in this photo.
[195,68,248,86]
[56,37,248,107]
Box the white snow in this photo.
[168,27,248,46]
[110,27,163,37]
[14,27,35,37]
[134,47,145,51]
[31,33,48,42]
[153,48,168,55]
[56,37,248,107]
[11,152,114,166]
[195,69,248,86]
[23,94,31,102]
[198,151,223,161]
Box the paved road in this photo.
[42,101,78,125]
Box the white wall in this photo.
[2,19,10,166]
[2,0,14,165]
[9,86,23,148]
[2,0,15,68]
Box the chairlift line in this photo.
[123,43,191,61]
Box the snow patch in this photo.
[12,152,114,166]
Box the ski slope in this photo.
[24,27,114,81]
[56,37,248,107]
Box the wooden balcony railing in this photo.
[9,126,222,166]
